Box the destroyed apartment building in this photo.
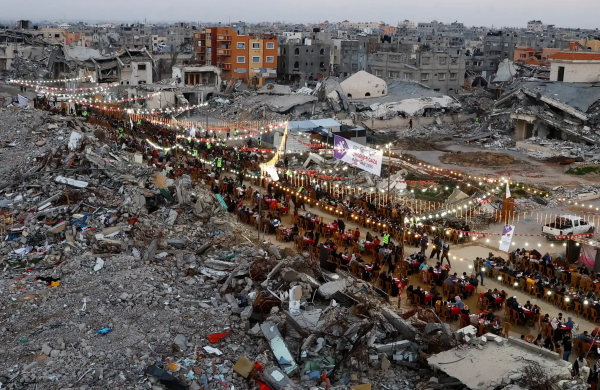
[494,80,600,145]
[48,45,155,85]
[340,73,465,130]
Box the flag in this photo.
[506,182,511,199]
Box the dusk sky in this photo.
[3,0,600,29]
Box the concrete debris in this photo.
[0,105,457,389]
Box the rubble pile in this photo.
[0,109,468,390]
[521,137,600,163]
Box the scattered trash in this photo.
[207,328,232,344]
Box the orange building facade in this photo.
[194,28,277,86]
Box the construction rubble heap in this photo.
[0,105,586,390]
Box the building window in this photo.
[320,48,325,55]
[236,42,245,49]
[422,57,430,65]
[266,56,274,63]
[465,61,470,66]
[266,42,274,49]
[294,61,299,69]
[404,73,412,79]
[451,57,457,65]
[197,41,201,46]
[237,56,245,63]
[438,73,446,81]
[520,53,527,58]
[450,73,457,80]
[281,60,286,68]
[294,48,300,55]
[421,73,429,81]
[389,71,398,78]
[137,64,146,70]
[439,57,447,65]
[375,70,382,77]
[252,56,260,63]
[252,42,260,49]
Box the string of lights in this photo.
[9,75,93,85]
[70,92,161,104]
[35,82,119,93]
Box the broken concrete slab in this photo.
[261,367,303,390]
[55,176,88,188]
[381,308,418,340]
[261,322,298,375]
[318,279,347,299]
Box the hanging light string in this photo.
[399,155,551,197]
[9,75,93,85]
[70,92,161,104]
[35,82,119,93]
[72,100,208,114]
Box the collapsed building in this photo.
[495,80,600,145]
[47,45,155,85]
[348,78,465,130]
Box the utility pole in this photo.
[258,168,262,242]
[386,144,392,205]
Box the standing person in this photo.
[563,335,572,362]
[430,235,442,260]
[420,233,428,255]
[408,118,413,129]
[474,257,485,286]
[338,218,345,234]
[441,241,451,267]
[383,231,391,247]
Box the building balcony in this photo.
[216,48,231,56]
[221,63,232,70]
[217,35,231,41]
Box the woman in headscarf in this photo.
[454,295,464,310]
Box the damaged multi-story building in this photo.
[48,45,155,85]
[369,47,465,94]
[194,27,278,86]
[496,80,600,144]
[278,37,330,83]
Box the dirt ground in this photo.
[439,151,523,168]
[395,137,445,151]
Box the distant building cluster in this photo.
[1,18,600,93]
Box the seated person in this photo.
[484,289,500,310]
[468,274,479,289]
[578,331,592,343]
[414,286,426,302]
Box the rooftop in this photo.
[428,336,571,390]
[549,51,600,61]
